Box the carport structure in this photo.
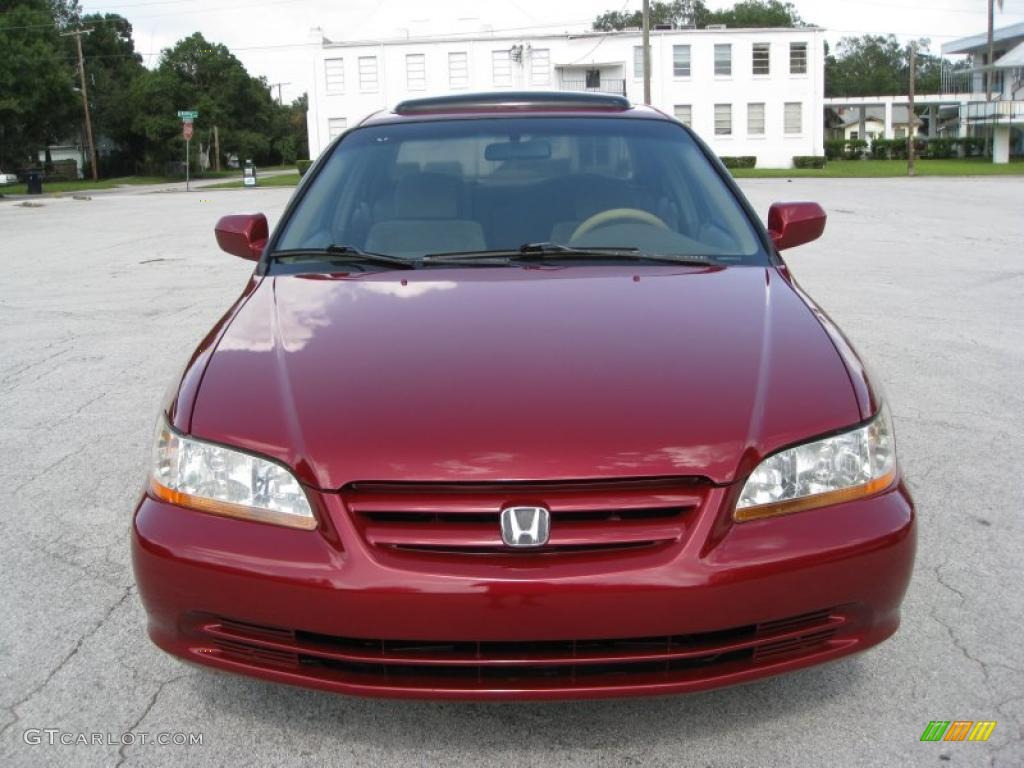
[942,22,1024,163]
[823,93,975,144]
[823,23,1024,163]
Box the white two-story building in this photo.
[306,26,826,168]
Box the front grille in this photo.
[342,478,706,555]
[191,608,844,692]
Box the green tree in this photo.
[270,93,309,164]
[129,32,294,171]
[593,1,710,31]
[826,35,907,97]
[76,13,146,173]
[126,68,182,170]
[0,0,79,169]
[707,1,803,28]
[592,0,804,30]
[825,35,956,97]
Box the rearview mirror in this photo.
[484,140,552,161]
[215,213,268,261]
[767,202,826,251]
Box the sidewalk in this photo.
[0,168,297,202]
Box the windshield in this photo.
[275,117,767,265]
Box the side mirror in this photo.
[767,202,826,251]
[215,213,268,261]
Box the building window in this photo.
[715,103,732,135]
[585,69,600,88]
[784,102,802,134]
[895,127,907,139]
[531,48,550,85]
[328,117,347,139]
[493,49,512,87]
[633,46,645,79]
[448,52,468,89]
[358,56,378,92]
[673,104,692,127]
[714,44,731,76]
[406,53,426,91]
[747,102,765,135]
[752,43,770,76]
[850,130,859,140]
[673,45,691,77]
[790,42,808,75]
[324,58,344,93]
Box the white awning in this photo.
[994,41,1024,68]
[555,60,625,69]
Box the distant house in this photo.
[37,136,116,178]
[830,106,923,142]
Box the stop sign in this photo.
[183,122,193,140]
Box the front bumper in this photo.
[132,479,915,700]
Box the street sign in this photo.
[183,122,193,140]
[177,110,199,119]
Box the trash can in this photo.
[25,170,43,195]
[243,159,256,188]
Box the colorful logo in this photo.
[921,721,996,742]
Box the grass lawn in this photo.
[0,170,248,196]
[732,158,1024,178]
[206,172,301,190]
[0,176,176,195]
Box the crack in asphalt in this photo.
[0,586,134,741]
[933,557,969,604]
[927,611,1024,758]
[113,674,190,768]
[9,450,80,495]
[0,340,75,394]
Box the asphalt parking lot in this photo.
[1,177,1022,767]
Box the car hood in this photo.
[189,266,861,488]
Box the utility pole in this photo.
[908,42,916,177]
[985,0,1001,156]
[213,126,221,172]
[641,0,651,105]
[62,27,98,181]
[986,0,995,102]
[269,82,291,105]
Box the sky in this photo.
[76,0,1024,104]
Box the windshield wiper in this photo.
[423,242,714,266]
[269,245,416,270]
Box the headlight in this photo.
[149,417,316,530]
[735,404,897,522]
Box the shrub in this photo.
[296,159,312,176]
[719,156,757,169]
[958,137,985,157]
[845,139,869,159]
[870,137,891,159]
[824,139,847,160]
[792,155,826,169]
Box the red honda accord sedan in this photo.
[132,92,915,699]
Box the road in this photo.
[1,179,1022,767]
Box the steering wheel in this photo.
[570,208,669,241]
